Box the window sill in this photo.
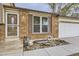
[0,23,5,25]
[32,32,49,34]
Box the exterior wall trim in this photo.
[60,21,79,24]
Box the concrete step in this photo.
[0,40,23,54]
[0,47,23,55]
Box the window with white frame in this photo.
[33,16,40,32]
[32,16,49,33]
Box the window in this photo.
[7,14,17,24]
[32,16,49,33]
[33,16,40,32]
[42,17,48,32]
[7,14,17,36]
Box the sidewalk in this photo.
[23,44,79,56]
[1,37,79,56]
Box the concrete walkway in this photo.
[1,37,79,56]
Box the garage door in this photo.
[59,22,79,38]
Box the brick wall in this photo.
[0,3,3,23]
[0,4,4,42]
[19,10,29,39]
[0,24,5,41]
[19,10,59,39]
[51,15,59,38]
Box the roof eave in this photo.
[3,5,58,16]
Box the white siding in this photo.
[59,17,79,38]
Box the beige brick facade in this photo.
[51,15,58,38]
[19,10,29,39]
[0,3,3,23]
[0,6,59,42]
[0,24,5,41]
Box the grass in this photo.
[24,39,69,51]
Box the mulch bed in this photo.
[24,39,69,51]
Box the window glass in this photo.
[7,14,17,24]
[42,17,48,25]
[42,25,48,32]
[34,25,40,32]
[7,25,17,36]
[34,16,40,25]
[33,16,40,32]
[42,17,48,32]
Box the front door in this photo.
[6,12,19,39]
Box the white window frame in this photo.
[5,11,19,38]
[32,16,49,34]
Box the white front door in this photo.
[6,12,19,39]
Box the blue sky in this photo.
[15,3,52,12]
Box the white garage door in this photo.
[59,22,79,38]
